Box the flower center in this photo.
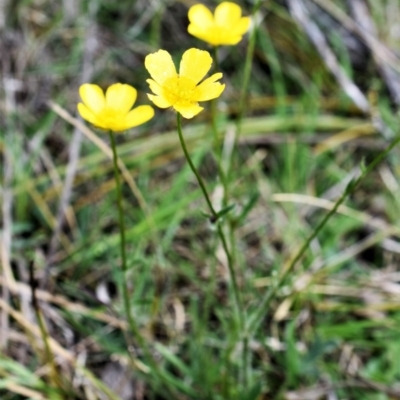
[163,76,197,104]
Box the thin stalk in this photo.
[217,224,243,327]
[109,131,178,395]
[210,47,248,387]
[218,219,247,388]
[176,113,243,323]
[176,114,217,219]
[204,47,224,325]
[211,46,229,208]
[211,45,221,148]
[201,241,218,328]
[228,2,291,387]
[248,132,400,336]
[108,131,134,337]
[176,113,247,389]
[212,46,220,73]
[215,4,265,383]
[226,3,262,384]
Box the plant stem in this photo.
[109,132,201,397]
[215,3,264,383]
[176,113,248,391]
[248,132,400,336]
[212,46,220,73]
[211,46,250,388]
[176,113,243,324]
[108,132,134,334]
[211,46,229,210]
[109,131,171,391]
[176,114,217,219]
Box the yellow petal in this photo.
[145,50,177,85]
[179,48,212,85]
[147,79,163,96]
[174,103,204,119]
[79,84,105,113]
[195,73,225,101]
[77,103,102,125]
[147,94,172,109]
[215,2,242,26]
[188,4,214,27]
[105,83,137,114]
[119,105,154,130]
[218,33,243,45]
[234,16,251,35]
[187,25,219,46]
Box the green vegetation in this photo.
[1,0,400,399]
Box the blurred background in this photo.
[2,0,400,399]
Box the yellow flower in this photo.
[145,48,225,119]
[188,2,251,46]
[77,83,154,132]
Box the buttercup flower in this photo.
[188,2,250,46]
[77,83,154,132]
[145,48,225,119]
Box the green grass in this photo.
[2,0,400,399]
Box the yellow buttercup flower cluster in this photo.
[77,83,154,132]
[188,2,250,46]
[144,48,225,119]
[78,3,249,126]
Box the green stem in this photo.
[108,131,134,334]
[109,131,174,393]
[211,46,221,157]
[214,9,263,384]
[211,47,248,387]
[218,221,248,389]
[248,132,400,336]
[176,113,217,218]
[176,113,243,323]
[176,113,248,391]
[217,224,243,325]
[212,46,220,73]
[211,46,229,208]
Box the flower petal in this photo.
[77,103,102,126]
[105,83,137,114]
[195,73,225,101]
[187,25,215,45]
[188,4,214,28]
[233,16,251,35]
[215,2,242,26]
[179,48,212,85]
[145,50,177,85]
[119,105,154,130]
[147,79,163,96]
[174,103,204,119]
[147,94,172,109]
[218,33,243,45]
[79,84,105,113]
